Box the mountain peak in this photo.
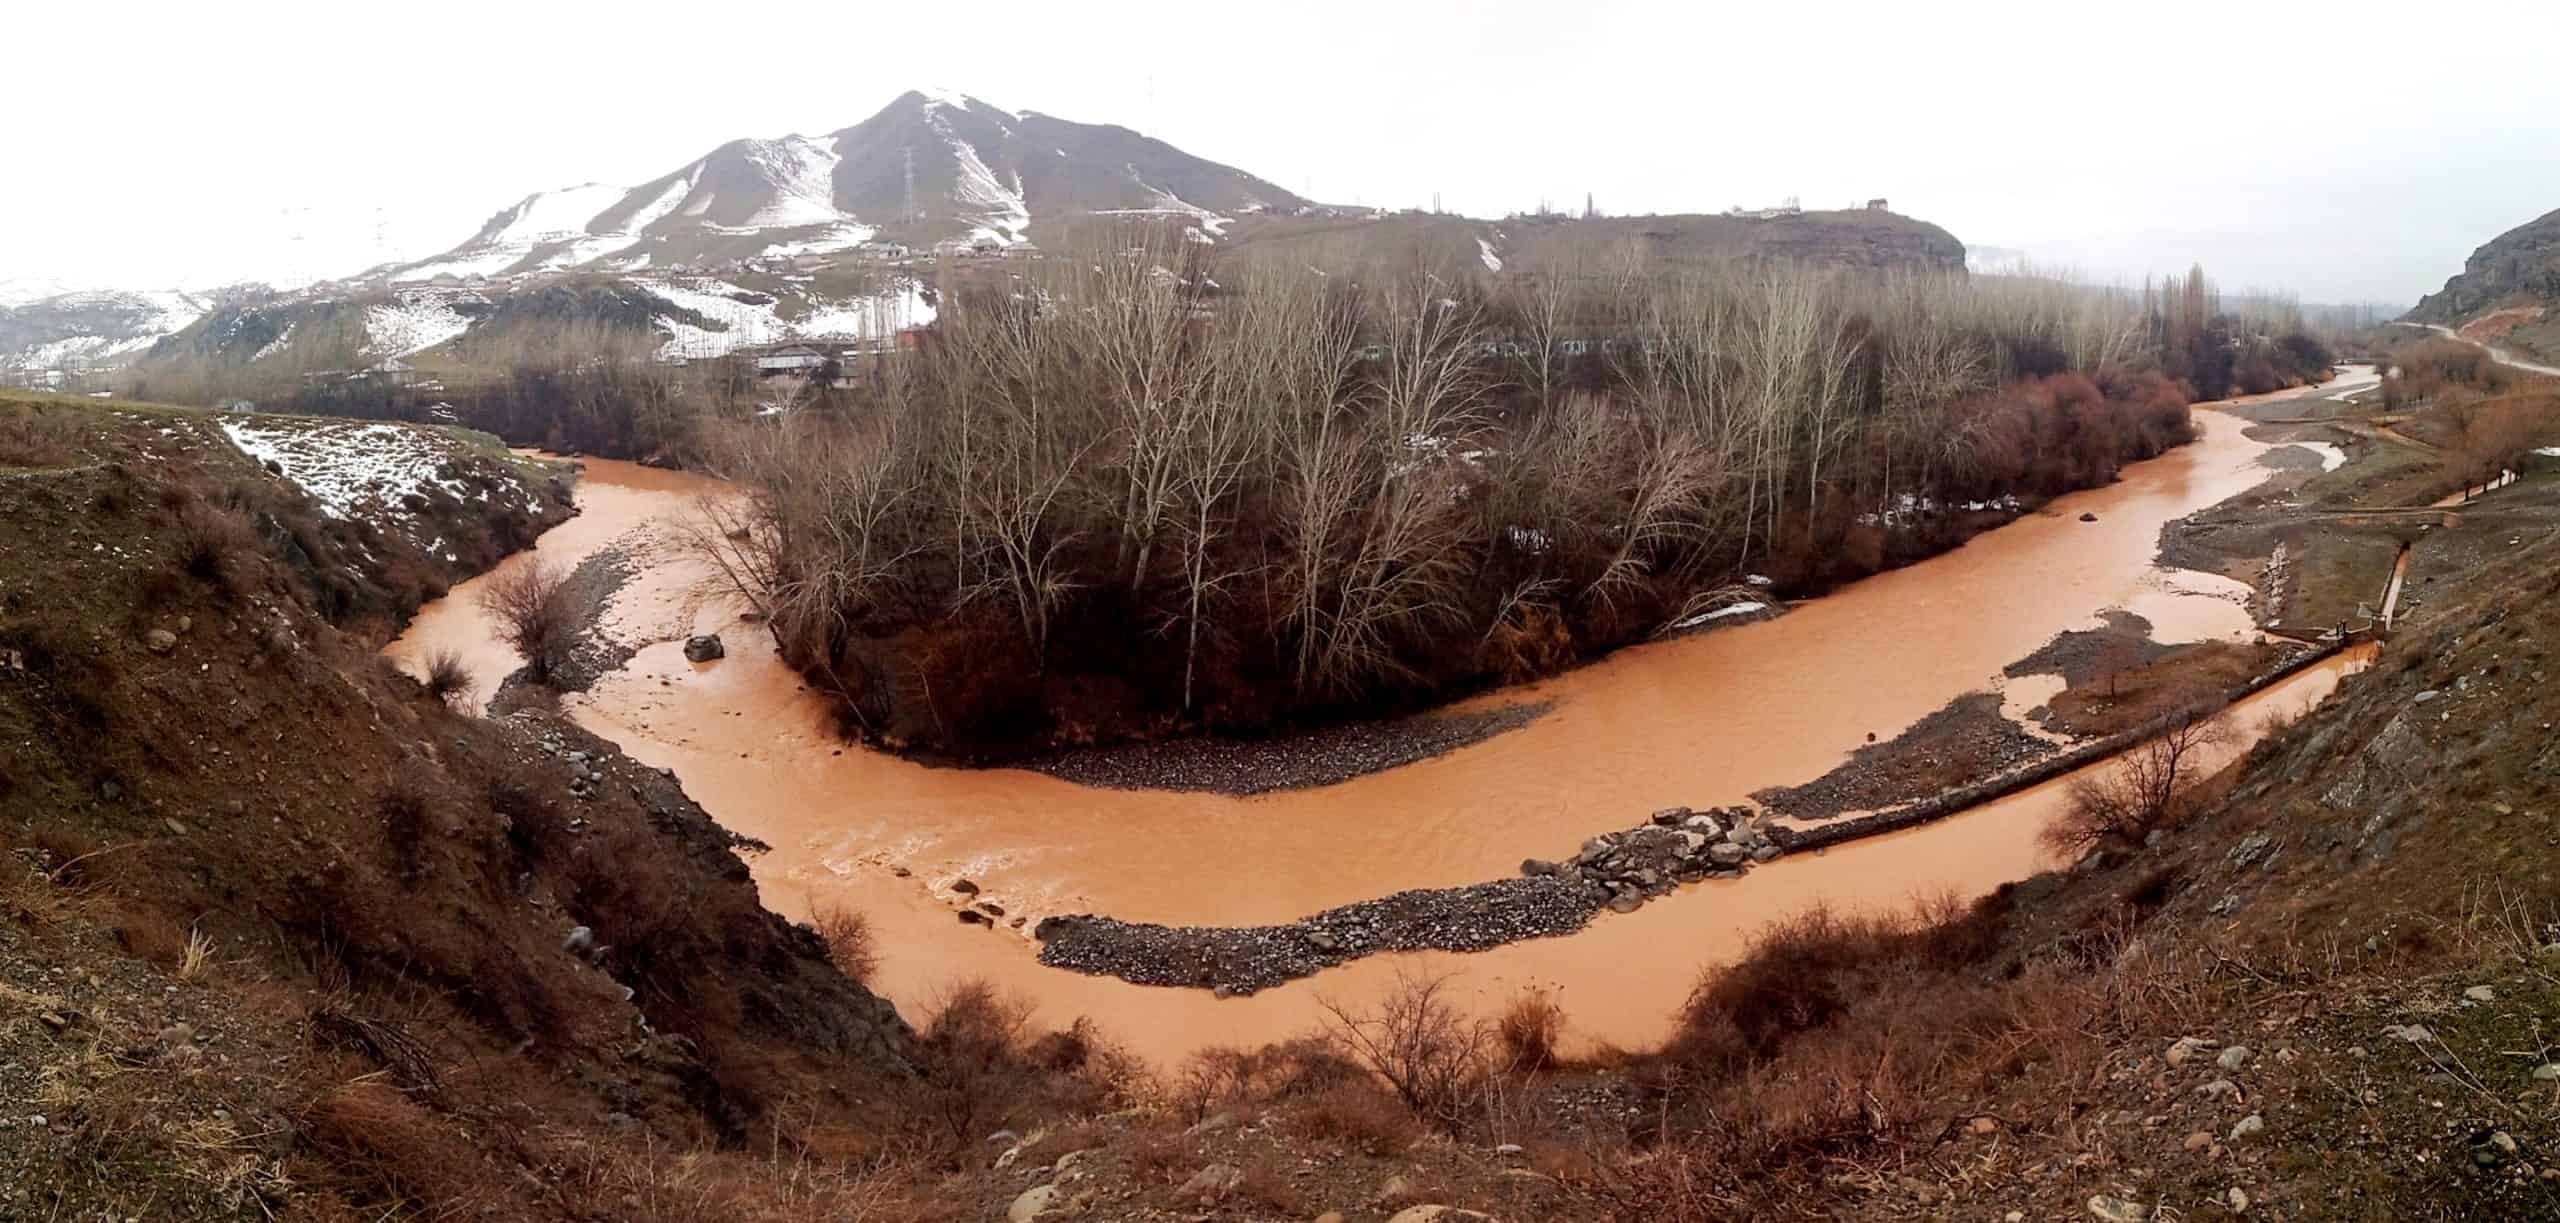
[381,93,1308,282]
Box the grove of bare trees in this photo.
[687,228,2333,754]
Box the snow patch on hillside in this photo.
[638,277,788,359]
[220,417,528,536]
[938,118,1030,245]
[742,137,850,229]
[640,277,934,358]
[759,223,881,258]
[797,282,937,339]
[1478,238,1503,273]
[485,184,624,249]
[252,323,297,362]
[365,292,477,357]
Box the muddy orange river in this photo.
[389,386,2370,1063]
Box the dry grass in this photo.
[420,649,473,703]
[177,925,216,979]
[0,403,82,467]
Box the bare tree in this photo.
[1318,971,1489,1136]
[476,556,573,681]
[2044,693,2232,857]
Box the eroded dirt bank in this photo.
[387,378,2367,1060]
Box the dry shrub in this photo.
[2043,695,2231,858]
[378,774,435,882]
[1289,1078,1419,1155]
[110,903,191,966]
[1231,1151,1305,1215]
[177,499,255,588]
[420,649,473,703]
[1174,1036,1365,1123]
[301,1079,502,1212]
[0,404,80,467]
[1318,970,1490,1136]
[899,980,1132,1161]
[476,555,573,680]
[1495,988,1565,1073]
[810,903,879,984]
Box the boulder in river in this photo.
[683,634,725,662]
[1708,842,1751,867]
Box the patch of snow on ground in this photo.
[365,292,477,357]
[219,417,526,535]
[638,277,788,359]
[1478,238,1503,273]
[2294,441,2349,473]
[1669,601,1770,630]
[796,280,937,339]
[759,222,881,258]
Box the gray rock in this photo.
[2228,1114,2265,1142]
[2165,1036,2215,1066]
[1174,1162,1242,1206]
[1684,814,1725,838]
[2533,1064,2559,1082]
[1607,894,1644,915]
[2217,1045,2253,1070]
[1519,858,1556,877]
[683,634,725,662]
[1651,806,1692,826]
[1307,930,1340,952]
[2087,1195,2153,1222]
[144,629,178,653]
[1707,842,1751,867]
[561,926,594,955]
[2464,984,2496,1002]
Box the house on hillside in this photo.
[756,344,829,376]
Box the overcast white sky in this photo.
[9,0,2557,306]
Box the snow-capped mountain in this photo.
[390,88,1306,282]
[0,289,210,380]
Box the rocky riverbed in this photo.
[1037,806,1784,993]
[1020,700,1556,796]
[1752,691,2060,820]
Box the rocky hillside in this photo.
[0,394,915,1215]
[2407,207,2560,337]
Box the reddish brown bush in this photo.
[1290,1078,1420,1155]
[1495,988,1566,1073]
[301,1079,503,1212]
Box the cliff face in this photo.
[2406,206,2560,323]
